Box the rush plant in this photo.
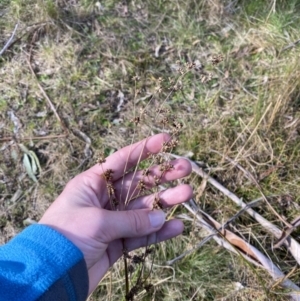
[96,57,223,300]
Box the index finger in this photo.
[87,133,171,180]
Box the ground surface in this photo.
[1,1,300,300]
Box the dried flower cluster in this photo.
[97,161,118,209]
[96,153,106,164]
[125,247,155,301]
[153,194,163,210]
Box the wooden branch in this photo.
[26,56,68,134]
[0,23,18,56]
[0,134,67,143]
[170,153,300,265]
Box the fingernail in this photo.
[148,211,165,228]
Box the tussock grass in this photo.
[1,0,300,300]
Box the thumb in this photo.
[100,209,166,242]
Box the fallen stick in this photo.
[170,154,300,265]
[0,23,18,56]
[0,134,67,143]
[177,204,300,301]
[26,56,68,134]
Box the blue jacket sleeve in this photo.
[0,224,89,301]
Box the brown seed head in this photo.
[123,248,131,259]
[156,107,170,115]
[162,139,178,152]
[211,54,224,65]
[171,121,183,135]
[128,264,135,273]
[106,182,115,197]
[111,196,119,208]
[97,153,106,164]
[137,179,147,193]
[102,169,114,181]
[144,284,154,292]
[155,85,162,93]
[139,107,147,116]
[130,116,140,125]
[153,194,163,209]
[160,162,174,172]
[126,286,140,301]
[200,72,212,83]
[173,82,183,91]
[131,255,144,264]
[142,169,151,176]
[168,77,174,84]
[153,175,160,186]
[132,75,140,81]
[160,116,169,126]
[145,246,155,256]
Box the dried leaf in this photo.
[30,151,41,174]
[10,189,23,203]
[155,45,162,58]
[23,153,38,182]
[201,211,259,262]
[19,144,41,182]
[23,218,37,226]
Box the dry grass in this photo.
[1,0,300,300]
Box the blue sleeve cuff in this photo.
[0,224,88,301]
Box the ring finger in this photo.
[126,184,193,210]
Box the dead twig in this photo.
[25,56,68,134]
[1,22,49,54]
[281,39,300,52]
[0,23,18,56]
[0,134,67,143]
[166,231,215,266]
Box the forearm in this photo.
[0,224,88,301]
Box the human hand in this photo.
[39,133,193,294]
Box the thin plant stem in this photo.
[122,238,130,297]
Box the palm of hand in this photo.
[39,134,192,294]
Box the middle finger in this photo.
[112,158,191,206]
